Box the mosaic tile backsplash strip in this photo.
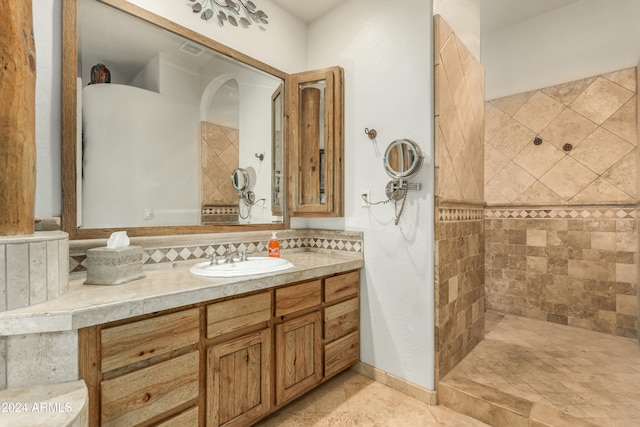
[69,230,363,275]
[485,68,637,205]
[485,207,638,339]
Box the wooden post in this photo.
[0,0,36,236]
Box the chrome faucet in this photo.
[224,247,247,264]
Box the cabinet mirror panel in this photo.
[62,0,287,238]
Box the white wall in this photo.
[126,0,308,73]
[434,0,480,60]
[483,0,640,99]
[304,0,436,390]
[34,0,62,218]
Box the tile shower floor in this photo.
[446,311,640,427]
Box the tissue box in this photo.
[84,246,145,285]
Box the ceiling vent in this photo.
[179,42,205,56]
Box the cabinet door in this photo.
[207,328,272,427]
[287,66,344,217]
[275,311,323,405]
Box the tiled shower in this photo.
[434,14,639,387]
[484,68,638,339]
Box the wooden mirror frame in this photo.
[61,0,289,239]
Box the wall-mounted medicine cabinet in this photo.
[286,66,344,217]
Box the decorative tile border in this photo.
[485,207,637,220]
[438,208,485,222]
[69,230,363,274]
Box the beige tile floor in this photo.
[448,311,640,427]
[257,311,640,426]
[256,369,489,426]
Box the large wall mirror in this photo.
[62,0,287,239]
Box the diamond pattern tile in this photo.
[485,67,636,205]
[435,16,484,202]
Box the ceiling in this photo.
[269,0,348,24]
[271,0,581,33]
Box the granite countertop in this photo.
[0,251,363,336]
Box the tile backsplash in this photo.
[69,229,363,276]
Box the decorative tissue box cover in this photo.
[84,246,145,285]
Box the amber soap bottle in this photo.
[268,232,280,258]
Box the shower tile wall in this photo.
[434,15,485,380]
[201,121,239,206]
[484,68,638,338]
[485,68,636,204]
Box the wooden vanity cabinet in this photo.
[324,271,360,378]
[206,292,272,427]
[79,270,360,426]
[80,308,201,427]
[274,280,323,405]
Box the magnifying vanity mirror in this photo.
[231,168,251,193]
[61,0,288,238]
[362,138,424,225]
[383,138,424,180]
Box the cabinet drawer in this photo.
[324,271,359,303]
[207,291,271,339]
[324,297,359,342]
[275,280,321,317]
[101,351,199,427]
[324,331,359,378]
[155,407,199,427]
[101,308,199,372]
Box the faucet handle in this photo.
[209,253,219,266]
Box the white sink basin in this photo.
[189,257,294,277]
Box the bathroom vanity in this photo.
[80,268,359,426]
[0,249,362,426]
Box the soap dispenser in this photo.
[268,232,280,258]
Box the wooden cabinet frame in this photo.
[287,66,344,217]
